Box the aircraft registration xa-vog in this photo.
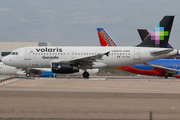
[2,16,178,78]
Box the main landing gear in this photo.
[83,72,89,78]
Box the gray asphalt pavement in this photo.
[0,76,180,120]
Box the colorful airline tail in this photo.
[137,29,174,49]
[97,28,117,47]
[137,16,174,48]
[138,28,180,59]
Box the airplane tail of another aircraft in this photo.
[137,29,149,41]
[97,28,117,47]
[137,16,174,48]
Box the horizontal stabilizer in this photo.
[150,49,174,56]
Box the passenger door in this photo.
[25,48,31,60]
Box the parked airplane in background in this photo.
[2,16,177,78]
[0,60,98,77]
[97,18,180,78]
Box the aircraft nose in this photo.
[2,56,8,65]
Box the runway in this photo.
[0,76,180,120]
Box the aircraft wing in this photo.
[59,51,110,65]
[150,49,174,56]
[29,68,51,74]
[144,62,179,74]
[17,68,51,74]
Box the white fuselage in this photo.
[2,46,177,69]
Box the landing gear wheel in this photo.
[164,76,168,79]
[83,72,89,78]
[26,73,31,77]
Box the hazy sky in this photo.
[0,0,180,49]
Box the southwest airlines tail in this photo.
[137,16,174,48]
[97,28,117,46]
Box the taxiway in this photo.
[0,76,180,120]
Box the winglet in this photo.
[104,51,110,57]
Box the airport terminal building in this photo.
[0,42,51,59]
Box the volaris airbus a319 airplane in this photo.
[97,16,180,79]
[2,16,178,78]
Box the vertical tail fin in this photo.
[137,29,149,41]
[97,28,117,46]
[137,16,174,48]
[137,29,174,49]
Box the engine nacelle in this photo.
[51,63,79,74]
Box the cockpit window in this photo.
[11,52,18,55]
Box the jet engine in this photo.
[51,63,79,74]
